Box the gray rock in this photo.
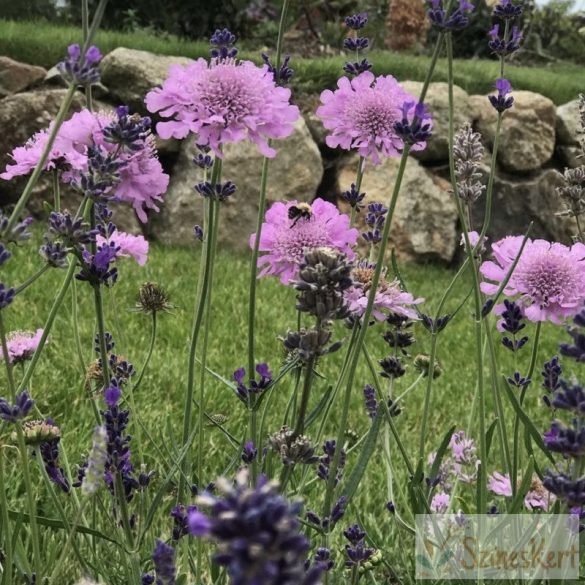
[338,155,458,262]
[0,57,46,97]
[100,48,192,114]
[473,167,575,244]
[149,117,323,247]
[556,99,581,146]
[475,90,556,173]
[402,81,473,163]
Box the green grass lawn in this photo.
[1,230,573,582]
[0,19,583,104]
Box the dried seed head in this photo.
[414,354,443,378]
[135,281,172,314]
[269,425,318,466]
[206,414,229,427]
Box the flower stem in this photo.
[18,257,77,393]
[445,32,488,513]
[0,310,17,398]
[293,357,316,437]
[15,426,42,580]
[321,146,412,523]
[247,155,270,375]
[14,264,50,296]
[179,157,222,502]
[0,451,13,585]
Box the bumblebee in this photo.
[288,203,313,228]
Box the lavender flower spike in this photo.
[489,78,514,113]
[81,426,108,496]
[57,43,102,85]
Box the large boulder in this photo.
[556,99,582,145]
[148,117,323,246]
[556,99,583,168]
[474,91,556,173]
[100,48,192,113]
[472,167,575,244]
[402,81,473,163]
[337,155,458,262]
[0,57,46,97]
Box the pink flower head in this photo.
[1,109,169,223]
[489,472,554,511]
[488,472,513,497]
[96,230,149,266]
[449,431,476,465]
[345,261,424,321]
[431,492,450,513]
[145,57,299,157]
[316,71,429,165]
[251,198,359,284]
[480,236,585,324]
[0,329,45,364]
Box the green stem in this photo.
[14,264,50,296]
[18,258,77,393]
[320,31,446,522]
[321,147,412,522]
[446,33,488,513]
[180,159,222,502]
[0,311,17,399]
[0,452,13,585]
[274,0,290,72]
[71,279,87,376]
[512,322,541,491]
[35,447,89,574]
[130,312,157,393]
[247,155,270,375]
[52,170,61,212]
[16,427,42,580]
[418,331,438,461]
[293,357,316,437]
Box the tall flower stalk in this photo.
[321,30,445,530]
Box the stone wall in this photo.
[0,49,582,263]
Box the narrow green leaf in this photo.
[342,409,383,501]
[501,378,555,465]
[509,457,535,514]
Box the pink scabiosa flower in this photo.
[0,329,45,364]
[96,230,149,266]
[431,492,450,513]
[316,71,430,165]
[250,198,359,285]
[480,236,585,324]
[488,471,512,497]
[489,472,554,510]
[145,57,299,158]
[345,261,423,321]
[1,108,169,223]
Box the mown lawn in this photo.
[1,227,572,581]
[0,18,582,104]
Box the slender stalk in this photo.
[511,322,541,491]
[130,312,157,393]
[418,331,439,461]
[293,357,316,436]
[321,33,446,522]
[14,265,50,296]
[71,279,87,375]
[445,33,488,513]
[0,452,13,585]
[52,170,61,212]
[0,311,16,398]
[179,157,222,502]
[15,427,42,580]
[18,258,77,392]
[35,448,89,573]
[322,147,412,521]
